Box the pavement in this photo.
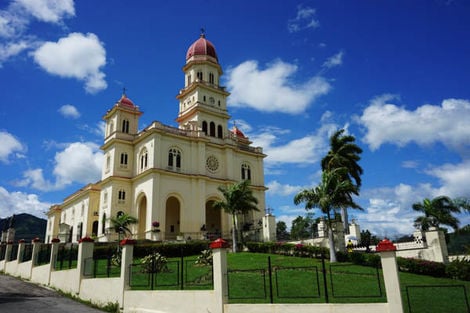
[0,274,106,312]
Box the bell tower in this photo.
[176,33,230,138]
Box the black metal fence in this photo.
[129,252,213,290]
[83,243,121,278]
[227,255,385,304]
[20,243,33,262]
[35,243,51,266]
[54,243,78,270]
[0,244,6,261]
[8,244,18,261]
[405,285,470,313]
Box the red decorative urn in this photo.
[376,239,397,252]
[210,238,229,249]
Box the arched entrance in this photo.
[165,196,180,240]
[138,196,147,239]
[205,200,222,240]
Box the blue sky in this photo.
[1,0,469,237]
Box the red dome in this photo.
[231,126,247,139]
[117,94,136,108]
[186,34,218,62]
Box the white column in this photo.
[119,238,135,308]
[377,239,404,313]
[211,239,229,313]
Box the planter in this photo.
[152,232,161,241]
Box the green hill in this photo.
[0,213,47,242]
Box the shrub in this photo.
[195,249,213,266]
[140,252,168,273]
[446,258,470,281]
[397,257,446,278]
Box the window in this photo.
[210,122,215,137]
[202,121,208,135]
[203,95,206,102]
[122,119,130,133]
[139,148,148,171]
[241,163,251,180]
[217,125,223,138]
[118,189,126,202]
[168,148,181,170]
[187,74,191,86]
[101,213,106,235]
[106,155,110,172]
[108,121,114,136]
[197,71,203,81]
[120,153,128,167]
[209,72,214,84]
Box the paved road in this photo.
[0,274,106,313]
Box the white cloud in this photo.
[20,141,103,191]
[426,160,470,197]
[0,131,26,163]
[226,60,331,114]
[15,0,75,23]
[288,6,319,33]
[251,123,337,166]
[0,186,50,218]
[358,96,470,152]
[32,32,107,93]
[0,0,75,65]
[266,180,303,197]
[58,104,80,119]
[322,51,344,69]
[0,40,30,65]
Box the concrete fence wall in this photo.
[0,238,405,313]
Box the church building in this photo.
[45,34,275,243]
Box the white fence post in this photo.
[377,239,404,313]
[211,238,229,313]
[119,238,135,309]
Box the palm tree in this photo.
[109,212,138,240]
[212,180,259,252]
[412,196,461,231]
[294,167,362,262]
[321,129,363,233]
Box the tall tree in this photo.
[294,167,362,262]
[412,196,461,231]
[213,180,259,252]
[109,212,138,240]
[321,129,363,233]
[276,221,290,241]
[290,216,312,240]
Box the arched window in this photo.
[202,121,208,135]
[197,71,203,81]
[118,189,126,202]
[168,148,181,170]
[210,122,216,137]
[101,213,106,235]
[108,121,114,136]
[106,155,111,172]
[187,74,191,86]
[203,95,206,102]
[209,72,214,84]
[122,119,130,133]
[241,163,251,180]
[139,148,148,171]
[120,153,128,167]
[217,125,223,138]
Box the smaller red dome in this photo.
[117,94,136,108]
[231,126,247,139]
[186,34,218,62]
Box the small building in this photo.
[45,34,271,243]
